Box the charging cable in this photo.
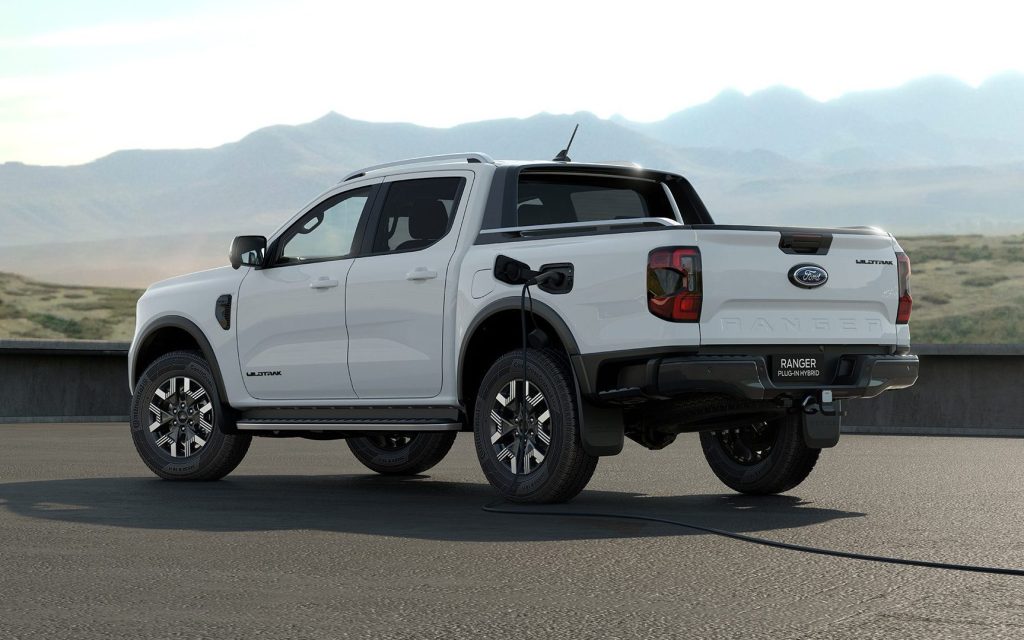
[482,501,1024,577]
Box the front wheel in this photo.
[473,349,597,504]
[130,350,251,480]
[699,412,820,495]
[347,432,457,475]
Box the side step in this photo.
[235,405,464,432]
[237,419,461,432]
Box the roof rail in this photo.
[342,152,496,182]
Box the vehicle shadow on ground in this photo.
[0,474,864,542]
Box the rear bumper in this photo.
[655,354,919,401]
[575,347,919,403]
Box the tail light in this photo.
[648,247,702,322]
[896,252,912,324]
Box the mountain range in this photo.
[1,73,1022,285]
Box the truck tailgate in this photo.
[694,227,899,345]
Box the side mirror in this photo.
[230,235,267,269]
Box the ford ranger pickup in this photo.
[128,153,919,503]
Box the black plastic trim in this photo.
[237,406,461,422]
[577,344,914,402]
[215,295,231,330]
[576,346,698,397]
[131,316,229,402]
[779,232,833,255]
[655,353,919,400]
[458,297,582,407]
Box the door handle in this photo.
[310,277,339,289]
[405,267,438,281]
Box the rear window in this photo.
[516,173,676,227]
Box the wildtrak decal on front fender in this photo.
[246,370,282,377]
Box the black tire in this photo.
[473,348,598,504]
[699,412,820,495]
[347,432,457,475]
[130,350,251,481]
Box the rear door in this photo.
[345,172,471,398]
[695,227,900,345]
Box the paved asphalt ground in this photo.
[1,424,1022,639]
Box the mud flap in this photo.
[803,403,842,448]
[568,354,624,456]
[579,399,625,456]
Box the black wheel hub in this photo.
[368,434,414,451]
[713,420,779,465]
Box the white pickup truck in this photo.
[128,153,919,503]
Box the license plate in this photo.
[774,354,824,382]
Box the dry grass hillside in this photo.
[0,272,141,341]
[0,233,1021,343]
[901,234,1024,343]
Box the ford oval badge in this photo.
[789,264,829,289]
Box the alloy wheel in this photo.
[488,379,552,475]
[147,376,213,458]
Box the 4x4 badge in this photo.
[788,264,829,289]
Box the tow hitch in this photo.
[803,390,841,417]
[801,391,844,448]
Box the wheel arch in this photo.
[458,297,580,411]
[131,316,229,402]
[457,297,623,456]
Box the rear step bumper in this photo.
[655,354,919,401]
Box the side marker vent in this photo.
[215,294,232,330]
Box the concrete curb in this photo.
[1,340,1023,434]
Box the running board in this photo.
[234,405,464,432]
[237,420,462,432]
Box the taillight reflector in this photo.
[648,247,702,322]
[896,252,912,324]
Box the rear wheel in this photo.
[347,432,457,475]
[473,349,597,504]
[699,412,819,494]
[130,351,251,480]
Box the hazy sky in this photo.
[2,0,1022,165]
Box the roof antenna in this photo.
[552,124,579,162]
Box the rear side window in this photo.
[516,173,676,227]
[369,177,466,254]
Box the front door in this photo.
[236,181,379,400]
[346,172,471,398]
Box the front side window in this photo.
[277,187,372,264]
[369,177,466,255]
[516,173,675,227]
